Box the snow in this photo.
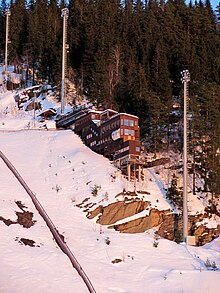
[0,89,220,293]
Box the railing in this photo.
[0,150,96,293]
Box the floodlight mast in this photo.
[215,2,220,30]
[4,9,11,73]
[182,70,190,243]
[61,8,69,115]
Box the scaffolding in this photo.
[114,154,146,187]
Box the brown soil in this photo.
[15,237,40,247]
[0,201,36,228]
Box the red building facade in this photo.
[69,108,141,162]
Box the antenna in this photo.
[4,9,11,73]
[181,70,190,243]
[61,8,69,115]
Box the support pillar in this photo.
[127,163,131,182]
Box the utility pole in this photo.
[182,70,190,244]
[61,8,69,115]
[4,9,11,74]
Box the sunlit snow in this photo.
[0,89,219,293]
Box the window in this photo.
[121,129,123,135]
[136,147,140,152]
[130,120,134,126]
[121,119,123,125]
[91,114,95,119]
[124,119,129,126]
[86,134,92,139]
[124,129,134,136]
[90,141,96,147]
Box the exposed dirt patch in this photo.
[115,191,137,198]
[15,200,27,211]
[111,258,123,264]
[75,197,91,208]
[15,237,40,247]
[16,211,36,228]
[0,216,16,226]
[0,201,36,228]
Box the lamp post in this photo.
[182,70,190,243]
[61,8,69,115]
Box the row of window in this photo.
[90,140,140,153]
[90,127,98,136]
[88,128,137,142]
[115,146,129,155]
[87,133,92,139]
[121,128,135,136]
[86,127,98,140]
[90,140,96,147]
[121,119,137,127]
[101,120,120,133]
[100,136,111,144]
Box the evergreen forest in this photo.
[0,0,220,198]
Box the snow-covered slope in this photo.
[0,89,219,293]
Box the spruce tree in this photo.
[0,0,7,59]
[9,0,28,66]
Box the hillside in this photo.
[0,89,220,293]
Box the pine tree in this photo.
[9,0,28,66]
[0,0,7,59]
[45,0,62,82]
[166,173,183,209]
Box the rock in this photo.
[112,209,170,233]
[84,196,219,245]
[194,224,219,246]
[88,200,149,225]
[87,205,103,219]
[157,213,219,245]
[157,213,178,241]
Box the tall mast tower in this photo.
[216,2,220,31]
[182,70,190,243]
[4,9,11,73]
[61,8,69,115]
